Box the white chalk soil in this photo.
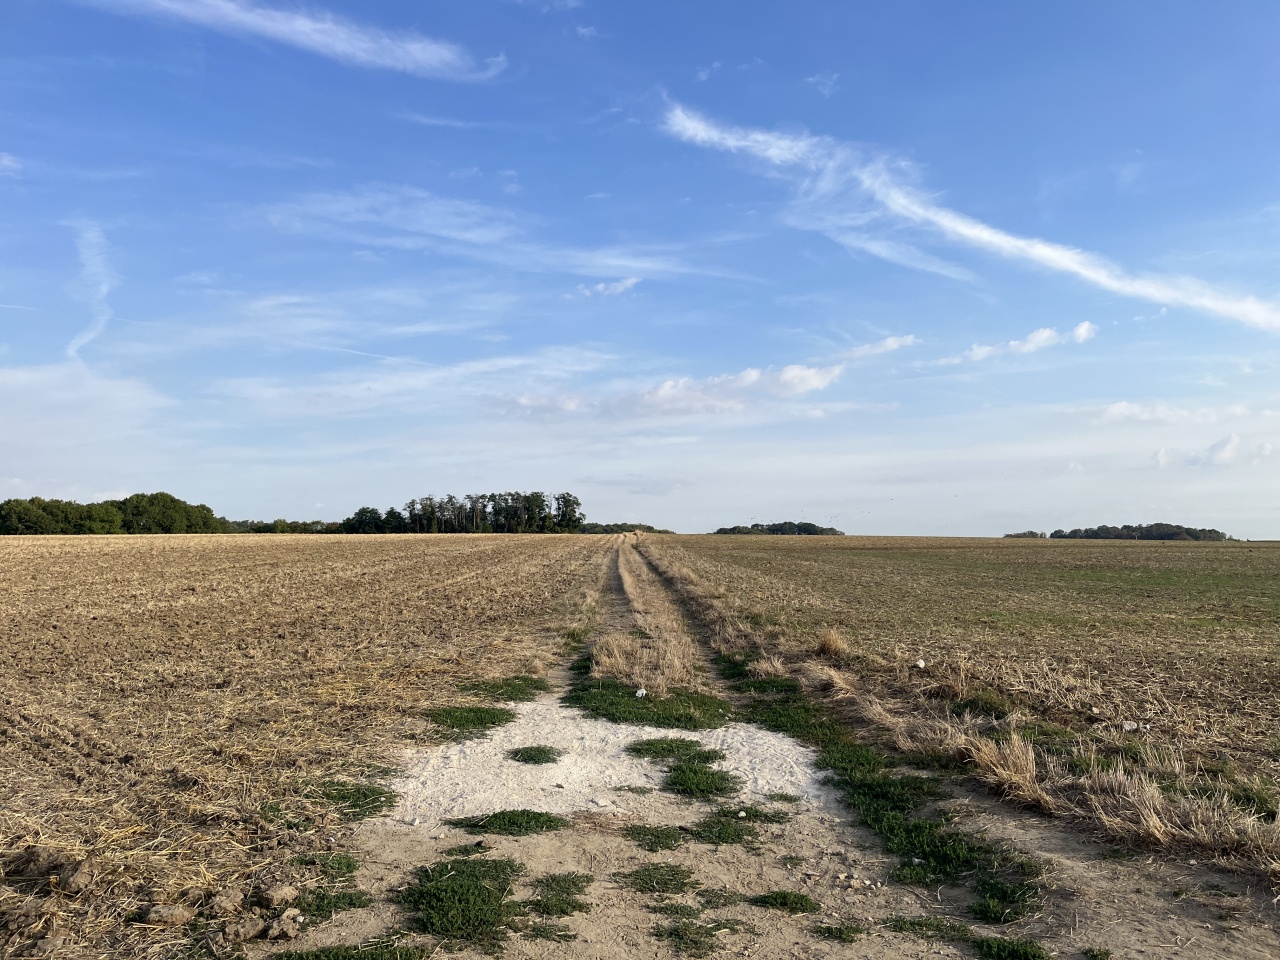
[255,690,1280,960]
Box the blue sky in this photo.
[2,1,1278,535]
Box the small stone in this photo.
[261,884,298,908]
[635,688,647,698]
[411,818,420,827]
[221,917,268,943]
[1121,720,1139,733]
[147,903,197,927]
[915,659,926,669]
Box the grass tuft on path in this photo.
[563,679,733,730]
[653,919,752,958]
[613,863,700,894]
[444,809,570,836]
[624,824,688,852]
[886,916,1051,960]
[426,706,518,739]
[505,745,563,764]
[813,922,866,942]
[523,872,593,917]
[625,737,725,765]
[312,782,398,821]
[393,857,525,954]
[747,890,819,914]
[663,761,743,800]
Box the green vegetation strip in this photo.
[747,890,819,914]
[813,922,866,942]
[624,736,743,800]
[562,679,733,730]
[624,824,687,852]
[613,864,700,895]
[523,873,593,917]
[444,809,569,836]
[741,693,1042,923]
[653,919,753,959]
[291,852,371,918]
[312,782,398,821]
[885,916,1050,960]
[393,857,524,953]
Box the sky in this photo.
[1,1,1278,536]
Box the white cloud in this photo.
[696,62,721,82]
[0,153,20,176]
[964,344,1001,361]
[1100,401,1250,424]
[64,222,118,358]
[843,334,919,359]
[1252,442,1273,464]
[804,72,840,97]
[631,363,845,415]
[569,277,641,298]
[575,25,597,39]
[91,0,504,80]
[1008,327,1064,354]
[1206,433,1240,465]
[1071,320,1098,342]
[775,363,843,394]
[662,103,1280,331]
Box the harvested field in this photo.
[0,534,612,958]
[638,535,1280,882]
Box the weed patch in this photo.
[747,890,819,914]
[313,782,398,821]
[524,872,592,917]
[813,922,866,942]
[294,852,359,880]
[393,857,524,954]
[426,706,517,738]
[626,737,725,765]
[695,889,744,909]
[624,824,688,852]
[664,761,743,800]
[689,806,788,846]
[648,901,703,918]
[294,888,373,918]
[885,916,1050,960]
[521,921,576,942]
[953,690,1014,720]
[733,676,800,694]
[463,676,550,702]
[563,679,733,730]
[766,792,800,803]
[441,842,491,858]
[614,864,700,894]
[653,919,751,958]
[505,745,563,765]
[445,809,569,836]
[1081,949,1113,960]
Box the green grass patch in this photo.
[313,782,398,821]
[813,923,866,942]
[953,689,1014,720]
[293,852,359,880]
[1082,949,1114,960]
[663,762,743,800]
[393,857,525,954]
[624,824,688,852]
[294,888,373,918]
[885,916,1051,960]
[521,921,576,942]
[425,706,517,738]
[441,842,491,858]
[766,792,800,803]
[462,676,550,702]
[648,901,703,918]
[625,737,725,765]
[613,785,655,795]
[695,889,745,909]
[505,745,563,765]
[688,806,788,846]
[711,651,759,681]
[653,919,751,958]
[613,863,700,894]
[563,679,733,730]
[747,890,819,914]
[444,809,570,836]
[524,872,592,917]
[732,676,800,694]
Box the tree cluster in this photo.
[580,522,675,534]
[713,521,845,536]
[0,493,229,535]
[340,492,586,534]
[1003,530,1047,539]
[1047,522,1232,541]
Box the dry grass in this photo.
[0,533,612,958]
[587,538,704,698]
[637,534,1280,887]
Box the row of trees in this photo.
[714,521,845,536]
[1005,523,1233,541]
[340,492,586,534]
[0,494,228,535]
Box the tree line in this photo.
[0,491,599,536]
[1004,522,1233,541]
[713,521,845,536]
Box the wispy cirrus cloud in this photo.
[263,183,709,279]
[843,334,919,359]
[88,0,505,80]
[64,221,118,358]
[0,153,20,177]
[663,103,1280,331]
[941,321,1096,364]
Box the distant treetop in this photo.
[1003,523,1234,541]
[713,521,845,536]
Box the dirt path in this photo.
[254,540,1280,960]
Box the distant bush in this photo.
[713,522,844,536]
[1003,531,1046,539]
[580,522,674,534]
[1048,523,1232,541]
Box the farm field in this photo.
[0,534,610,958]
[640,535,1280,874]
[2,533,1278,960]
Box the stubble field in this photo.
[0,534,610,958]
